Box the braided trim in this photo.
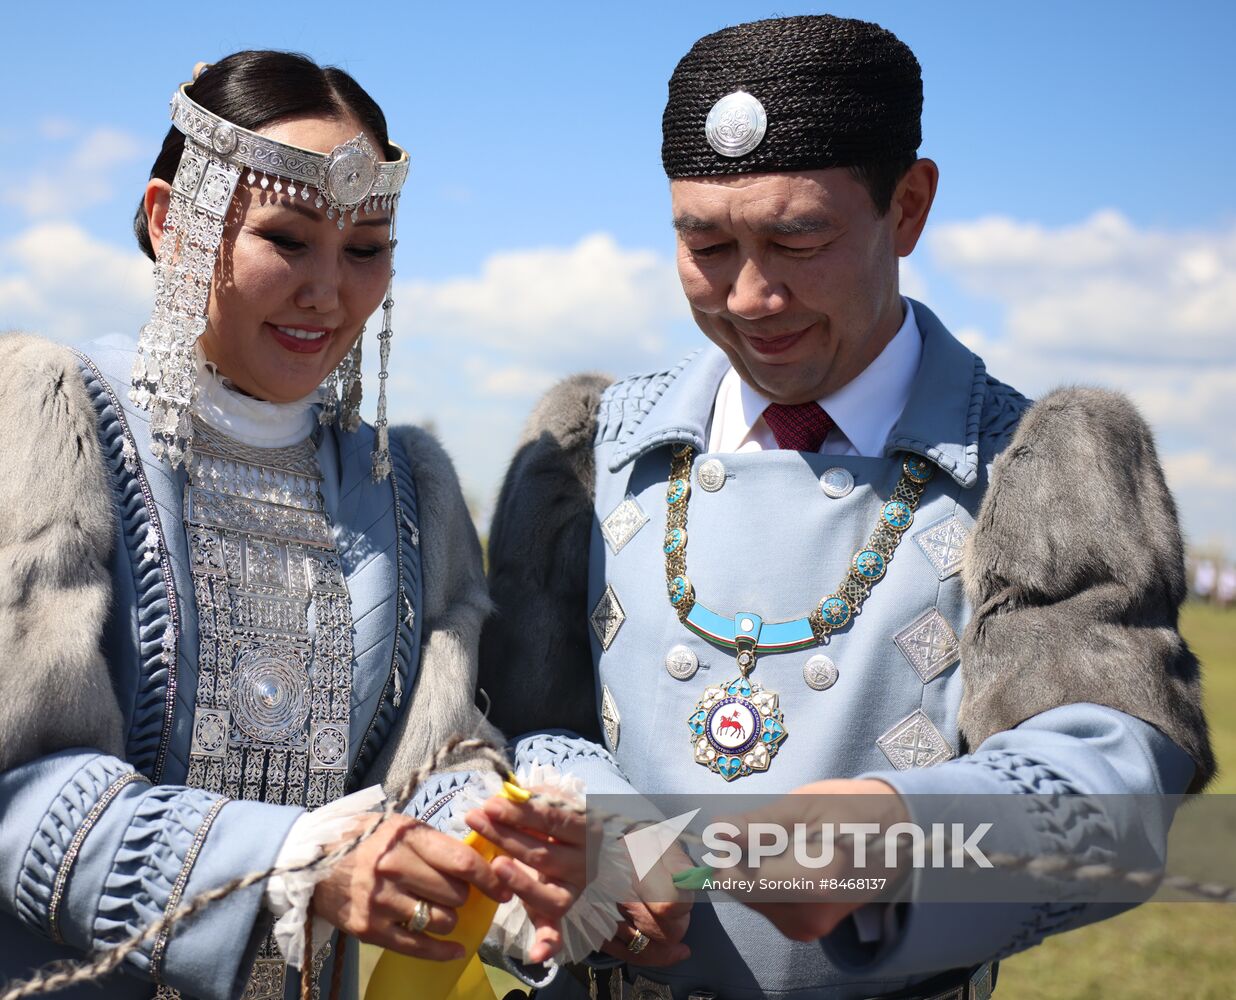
[350,430,422,785]
[48,771,151,944]
[149,796,230,979]
[73,349,182,782]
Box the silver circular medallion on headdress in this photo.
[704,91,768,158]
[210,121,238,156]
[323,137,379,210]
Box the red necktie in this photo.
[762,402,835,452]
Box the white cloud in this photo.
[70,128,143,171]
[463,358,559,399]
[927,210,1236,555]
[0,222,153,342]
[930,210,1236,363]
[349,233,699,511]
[2,126,143,219]
[400,232,687,362]
[898,258,929,301]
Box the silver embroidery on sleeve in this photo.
[601,684,621,752]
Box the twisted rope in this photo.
[4,742,1231,999]
[526,792,1236,904]
[0,736,510,1000]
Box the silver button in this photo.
[697,458,726,492]
[665,644,699,680]
[819,467,854,499]
[803,654,839,690]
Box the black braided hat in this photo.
[662,14,922,178]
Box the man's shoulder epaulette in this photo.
[977,371,1032,465]
[595,353,696,446]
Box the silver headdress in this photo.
[130,81,410,480]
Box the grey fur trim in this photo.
[480,373,612,742]
[0,333,125,772]
[959,387,1215,791]
[370,425,503,792]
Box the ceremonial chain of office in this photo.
[664,445,934,781]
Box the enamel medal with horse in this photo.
[666,443,934,782]
[686,614,789,781]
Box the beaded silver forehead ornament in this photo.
[129,78,410,480]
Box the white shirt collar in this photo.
[191,345,320,448]
[707,299,923,456]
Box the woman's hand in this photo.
[465,790,588,962]
[312,813,512,961]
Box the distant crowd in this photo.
[1189,557,1236,608]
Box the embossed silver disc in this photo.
[311,723,348,769]
[210,121,238,156]
[665,644,700,680]
[704,91,768,158]
[819,467,855,499]
[697,458,727,492]
[323,138,378,209]
[231,651,311,743]
[803,654,839,691]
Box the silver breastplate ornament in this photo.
[185,418,355,807]
[182,418,354,999]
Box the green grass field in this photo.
[361,604,1236,998]
[996,603,1236,999]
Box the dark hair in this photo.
[134,50,393,260]
[849,153,918,217]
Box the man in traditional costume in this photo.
[480,14,1214,1000]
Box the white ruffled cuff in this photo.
[446,762,635,966]
[264,785,388,968]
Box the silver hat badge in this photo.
[705,90,768,158]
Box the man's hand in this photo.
[723,778,907,941]
[602,842,693,966]
[465,788,588,963]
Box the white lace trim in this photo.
[265,785,387,969]
[192,345,319,447]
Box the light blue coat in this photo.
[512,302,1196,999]
[0,338,479,1000]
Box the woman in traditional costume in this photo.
[0,51,581,1000]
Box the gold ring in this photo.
[628,930,651,955]
[404,898,431,933]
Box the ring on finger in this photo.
[403,898,432,933]
[628,930,651,955]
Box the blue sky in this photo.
[2,1,1234,554]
